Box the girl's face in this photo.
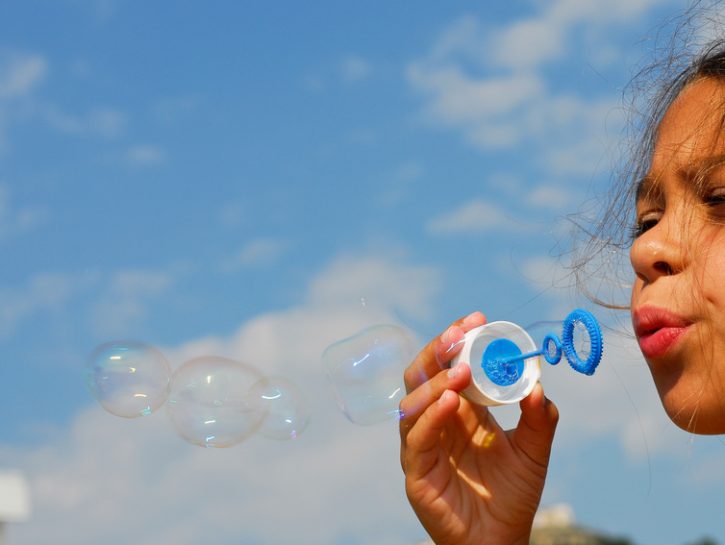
[630,76,725,434]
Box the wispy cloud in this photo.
[427,199,518,235]
[0,183,49,242]
[341,55,372,83]
[525,184,573,210]
[218,201,245,228]
[221,238,288,271]
[0,250,715,545]
[0,271,95,340]
[0,253,439,545]
[152,96,198,123]
[0,50,48,151]
[125,144,166,166]
[0,50,47,100]
[43,105,126,138]
[405,4,651,174]
[379,161,425,206]
[89,269,174,337]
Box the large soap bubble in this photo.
[322,324,416,426]
[86,341,171,418]
[249,376,310,440]
[166,356,266,448]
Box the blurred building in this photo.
[0,472,30,545]
[413,504,634,545]
[531,504,633,545]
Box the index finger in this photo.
[403,311,486,393]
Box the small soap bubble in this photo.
[249,376,310,440]
[86,341,171,418]
[167,356,265,448]
[573,320,592,359]
[322,324,415,426]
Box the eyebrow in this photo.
[635,175,657,202]
[635,153,725,202]
[680,153,725,178]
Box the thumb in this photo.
[512,382,559,466]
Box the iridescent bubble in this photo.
[167,356,265,448]
[322,324,415,426]
[86,341,171,418]
[249,376,310,440]
[572,320,592,360]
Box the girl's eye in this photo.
[630,212,661,239]
[704,187,725,206]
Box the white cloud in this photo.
[379,161,425,206]
[0,271,95,339]
[89,269,174,337]
[490,17,566,69]
[0,252,719,545]
[43,105,126,138]
[526,184,573,210]
[0,51,47,152]
[427,199,518,235]
[341,55,372,83]
[152,96,198,123]
[302,74,325,93]
[405,7,645,173]
[391,161,424,183]
[221,238,288,271]
[489,0,672,69]
[0,253,438,545]
[520,256,574,293]
[0,265,180,343]
[407,62,543,133]
[218,201,245,228]
[0,51,47,100]
[307,254,439,320]
[0,183,48,242]
[125,144,166,166]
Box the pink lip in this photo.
[632,306,692,359]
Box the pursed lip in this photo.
[632,306,692,359]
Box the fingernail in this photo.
[463,311,482,327]
[447,366,459,379]
[441,326,454,345]
[441,325,463,347]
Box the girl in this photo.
[398,31,725,545]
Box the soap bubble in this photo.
[249,376,310,440]
[167,356,265,448]
[322,324,416,426]
[86,341,171,418]
[572,320,592,360]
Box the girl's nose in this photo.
[629,213,686,285]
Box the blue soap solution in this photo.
[481,338,524,386]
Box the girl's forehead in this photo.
[649,78,725,179]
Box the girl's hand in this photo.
[399,312,559,545]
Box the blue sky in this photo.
[1,1,724,544]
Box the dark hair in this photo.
[573,5,725,308]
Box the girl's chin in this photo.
[663,399,725,435]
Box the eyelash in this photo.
[704,190,725,206]
[631,188,725,239]
[629,217,659,239]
